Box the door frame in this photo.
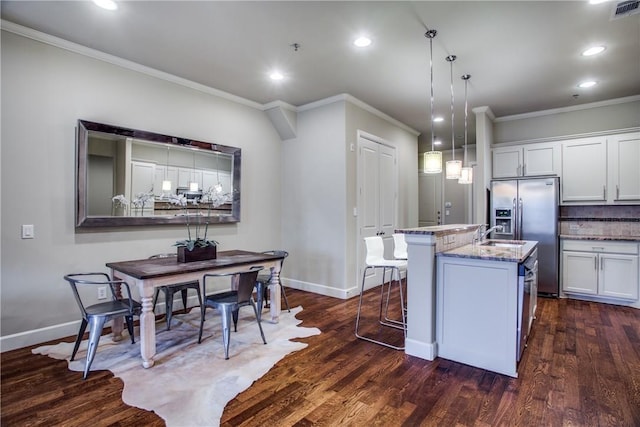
[356,130,399,292]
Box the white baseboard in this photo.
[282,278,359,300]
[405,338,437,361]
[1,320,81,353]
[1,279,357,352]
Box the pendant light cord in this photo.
[462,74,471,166]
[426,30,437,152]
[447,55,456,160]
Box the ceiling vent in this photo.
[611,0,640,19]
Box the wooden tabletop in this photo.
[106,250,283,280]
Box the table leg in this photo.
[138,281,156,368]
[111,279,123,342]
[268,263,281,323]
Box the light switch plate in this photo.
[21,224,34,239]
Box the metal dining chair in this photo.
[198,266,266,359]
[149,254,202,331]
[355,236,407,350]
[64,272,141,379]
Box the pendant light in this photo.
[423,29,442,174]
[161,145,172,192]
[458,74,473,184]
[445,55,461,179]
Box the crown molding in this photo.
[297,94,420,136]
[494,95,640,123]
[1,20,264,111]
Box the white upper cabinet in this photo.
[608,131,640,202]
[561,131,640,204]
[492,142,559,178]
[561,137,607,203]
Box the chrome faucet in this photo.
[475,224,503,243]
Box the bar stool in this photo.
[150,254,202,330]
[392,233,408,260]
[355,236,407,350]
[389,233,408,322]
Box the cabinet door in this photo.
[561,137,607,202]
[523,143,559,177]
[609,132,640,202]
[492,146,522,178]
[562,251,598,295]
[600,254,639,300]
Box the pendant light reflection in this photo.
[458,74,473,185]
[445,55,461,180]
[423,29,442,174]
[214,151,223,194]
[161,145,172,192]
[189,151,199,192]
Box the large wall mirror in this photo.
[76,120,241,228]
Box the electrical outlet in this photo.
[97,286,108,300]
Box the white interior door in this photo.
[418,173,442,226]
[357,134,398,291]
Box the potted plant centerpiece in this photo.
[169,185,230,263]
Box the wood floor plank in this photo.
[2,289,639,426]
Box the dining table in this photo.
[107,250,286,368]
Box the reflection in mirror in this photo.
[76,120,241,228]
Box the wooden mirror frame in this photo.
[76,120,241,228]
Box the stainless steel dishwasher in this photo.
[517,248,538,362]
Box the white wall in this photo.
[281,101,347,298]
[1,31,283,349]
[281,96,419,299]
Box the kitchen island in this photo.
[396,224,482,360]
[436,239,538,377]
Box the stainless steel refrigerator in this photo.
[490,177,560,295]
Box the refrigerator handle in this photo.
[518,198,524,240]
[512,198,518,239]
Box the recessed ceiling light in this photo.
[353,37,372,48]
[582,46,606,56]
[588,0,608,4]
[578,80,597,88]
[93,0,118,10]
[269,71,284,81]
[434,139,442,146]
[433,116,444,123]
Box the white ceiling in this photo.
[2,1,639,151]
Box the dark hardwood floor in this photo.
[2,288,639,426]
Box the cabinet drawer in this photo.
[562,239,639,255]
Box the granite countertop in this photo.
[560,234,640,242]
[438,239,538,263]
[396,224,481,236]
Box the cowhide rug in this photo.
[33,306,320,426]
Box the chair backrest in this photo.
[364,236,386,266]
[392,233,408,260]
[64,272,135,317]
[236,267,264,303]
[203,266,264,304]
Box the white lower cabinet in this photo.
[562,240,639,301]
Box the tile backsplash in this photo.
[560,205,640,237]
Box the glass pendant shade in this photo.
[162,180,172,191]
[458,166,473,184]
[446,159,462,179]
[424,151,442,173]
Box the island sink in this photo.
[480,240,527,248]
